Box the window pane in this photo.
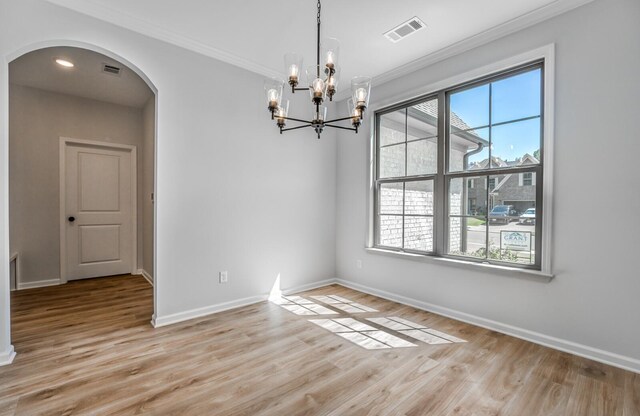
[405,180,434,215]
[487,174,536,265]
[449,127,489,172]
[488,222,536,265]
[449,176,487,216]
[407,139,437,175]
[450,83,489,130]
[378,215,403,248]
[449,217,487,258]
[408,98,438,140]
[492,68,541,124]
[491,118,541,168]
[379,109,406,146]
[378,183,403,214]
[379,143,405,178]
[404,217,433,252]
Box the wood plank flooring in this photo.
[0,274,638,415]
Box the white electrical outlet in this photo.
[356,259,362,269]
[219,271,228,283]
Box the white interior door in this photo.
[64,141,135,280]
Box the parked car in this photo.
[519,208,536,225]
[489,205,519,224]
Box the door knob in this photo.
[68,216,75,222]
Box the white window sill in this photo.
[364,247,554,282]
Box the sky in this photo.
[450,68,541,163]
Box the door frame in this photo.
[59,137,138,284]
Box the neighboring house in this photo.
[466,153,538,215]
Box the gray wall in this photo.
[335,0,640,365]
[9,84,150,284]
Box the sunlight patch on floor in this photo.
[310,295,378,313]
[367,317,467,345]
[309,318,417,349]
[270,295,339,315]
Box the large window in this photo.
[374,62,544,270]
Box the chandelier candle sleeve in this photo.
[322,38,340,70]
[264,78,284,112]
[307,65,326,104]
[348,98,361,128]
[284,53,303,89]
[351,76,371,111]
[276,100,289,128]
[326,66,340,101]
[313,105,327,123]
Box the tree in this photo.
[533,149,540,160]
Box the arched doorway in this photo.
[1,42,158,364]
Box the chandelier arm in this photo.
[325,124,358,132]
[278,116,314,124]
[281,124,314,132]
[324,115,358,124]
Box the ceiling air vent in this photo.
[102,63,122,77]
[384,17,426,43]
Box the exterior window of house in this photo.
[374,62,543,270]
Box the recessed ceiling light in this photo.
[55,58,74,68]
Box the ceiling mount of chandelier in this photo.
[263,0,371,139]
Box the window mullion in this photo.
[435,91,447,255]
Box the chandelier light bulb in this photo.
[348,98,361,128]
[312,78,324,93]
[355,88,367,104]
[351,76,372,112]
[289,65,299,79]
[276,100,289,128]
[326,51,335,68]
[267,89,279,107]
[264,78,284,112]
[284,53,304,89]
[322,37,340,70]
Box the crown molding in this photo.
[333,0,594,101]
[44,0,592,90]
[42,0,282,79]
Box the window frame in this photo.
[372,60,546,271]
[375,99,439,254]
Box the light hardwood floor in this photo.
[0,274,638,415]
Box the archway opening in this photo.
[6,45,157,357]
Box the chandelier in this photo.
[263,0,371,139]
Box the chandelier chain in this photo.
[317,0,321,25]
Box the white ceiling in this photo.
[44,0,590,97]
[10,47,153,108]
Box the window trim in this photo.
[366,44,555,276]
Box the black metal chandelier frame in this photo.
[266,0,367,139]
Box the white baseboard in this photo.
[152,293,268,328]
[17,279,61,290]
[0,345,16,366]
[334,278,640,374]
[151,278,339,328]
[282,278,337,295]
[136,269,153,286]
